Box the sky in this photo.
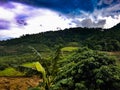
[0,0,120,40]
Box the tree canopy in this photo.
[52,47,120,90]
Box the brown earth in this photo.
[0,76,42,90]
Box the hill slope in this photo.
[0,23,120,56]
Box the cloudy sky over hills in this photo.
[0,0,120,40]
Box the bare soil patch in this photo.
[0,76,42,90]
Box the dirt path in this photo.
[0,76,42,90]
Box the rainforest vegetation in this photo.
[0,23,120,90]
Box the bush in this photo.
[53,47,120,90]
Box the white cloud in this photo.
[103,15,120,28]
[70,4,120,29]
[0,2,73,39]
[0,7,15,20]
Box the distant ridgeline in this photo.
[0,23,120,56]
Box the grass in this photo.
[0,67,24,76]
[61,47,79,52]
[0,62,45,77]
[0,47,120,77]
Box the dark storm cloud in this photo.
[0,0,8,3]
[1,0,119,15]
[9,0,95,14]
[94,19,106,28]
[7,0,120,22]
[81,19,93,28]
[1,0,119,18]
[81,19,106,28]
[0,0,15,9]
[0,19,10,29]
[72,20,82,27]
[71,18,106,28]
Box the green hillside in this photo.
[0,23,120,90]
[0,23,120,57]
[0,23,120,69]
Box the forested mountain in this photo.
[0,23,120,56]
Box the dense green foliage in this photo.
[0,23,120,57]
[26,47,120,90]
[52,47,120,90]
